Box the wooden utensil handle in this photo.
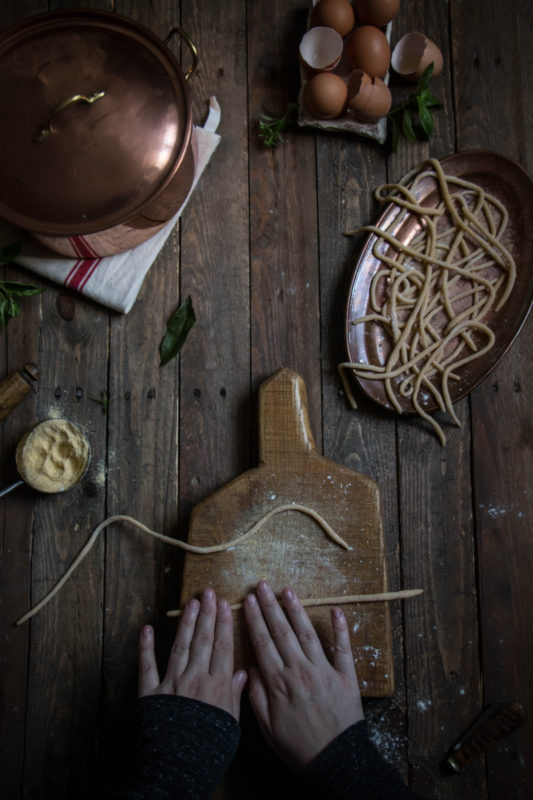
[445,701,527,772]
[0,363,39,421]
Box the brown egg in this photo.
[347,69,391,122]
[353,0,400,28]
[303,72,348,119]
[391,32,443,81]
[310,0,356,38]
[346,25,391,78]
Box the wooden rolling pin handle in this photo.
[0,363,39,421]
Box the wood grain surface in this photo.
[0,1,532,798]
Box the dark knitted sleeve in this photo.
[303,720,425,800]
[105,694,241,800]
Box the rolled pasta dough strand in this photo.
[167,588,424,617]
[16,504,351,625]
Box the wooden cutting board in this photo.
[180,368,393,696]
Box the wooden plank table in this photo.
[1,1,531,798]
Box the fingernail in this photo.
[142,625,152,639]
[235,669,247,685]
[257,580,270,596]
[245,593,257,607]
[203,588,215,602]
[284,588,295,602]
[332,607,344,620]
[186,598,200,614]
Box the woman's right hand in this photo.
[243,581,364,770]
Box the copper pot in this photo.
[0,9,199,256]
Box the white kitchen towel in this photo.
[1,97,221,314]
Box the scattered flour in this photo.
[487,505,507,518]
[366,706,406,767]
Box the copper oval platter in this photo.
[345,150,533,415]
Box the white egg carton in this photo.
[297,9,392,144]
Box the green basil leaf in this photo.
[159,296,196,367]
[424,93,444,109]
[417,97,435,137]
[0,242,22,265]
[418,88,444,109]
[0,281,44,297]
[0,280,44,326]
[416,62,434,93]
[7,295,20,318]
[402,108,417,142]
[389,118,400,153]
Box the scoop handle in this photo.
[0,363,39,421]
[0,479,24,498]
[445,701,527,773]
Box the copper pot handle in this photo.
[164,26,199,80]
[33,90,106,143]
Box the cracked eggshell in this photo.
[299,26,344,75]
[347,69,391,122]
[391,32,443,81]
[346,25,391,79]
[303,72,348,119]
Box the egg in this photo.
[303,72,348,119]
[353,0,400,28]
[347,69,391,121]
[299,26,344,75]
[391,32,443,81]
[346,25,391,78]
[310,0,356,38]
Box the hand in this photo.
[243,581,364,770]
[138,587,247,721]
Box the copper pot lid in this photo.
[0,9,193,235]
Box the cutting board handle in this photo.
[258,368,316,465]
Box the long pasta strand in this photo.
[16,504,351,625]
[342,159,516,445]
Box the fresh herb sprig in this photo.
[387,63,443,152]
[258,103,297,149]
[159,295,196,367]
[0,243,44,327]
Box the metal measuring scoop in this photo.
[0,419,91,498]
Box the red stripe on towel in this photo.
[64,257,101,291]
[69,235,100,259]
